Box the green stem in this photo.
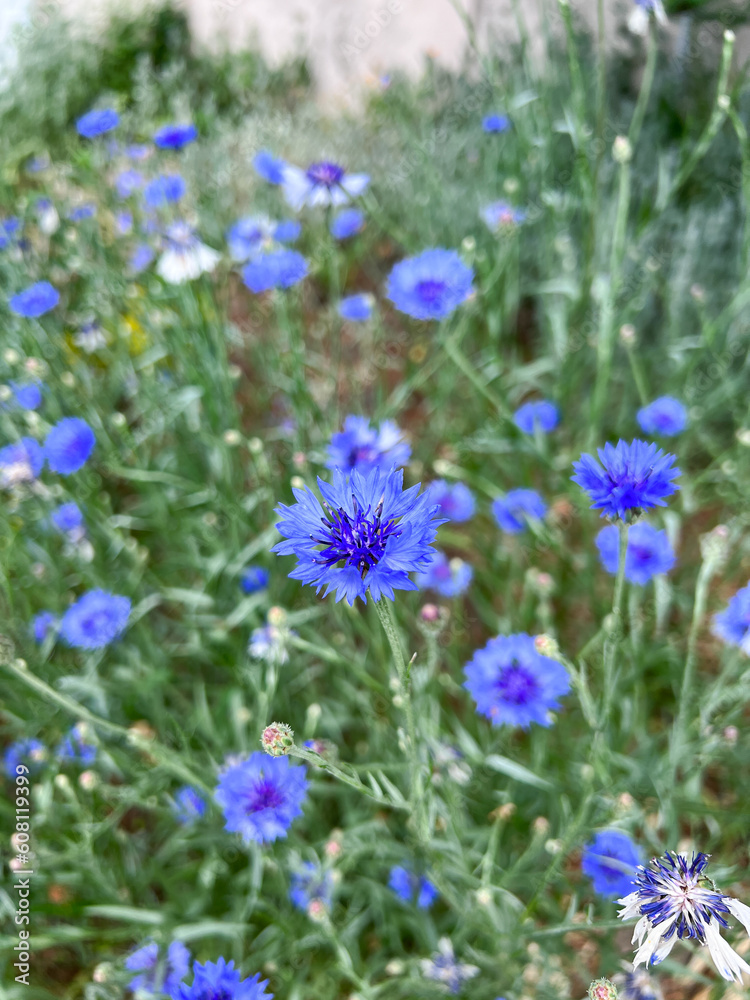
[289,745,410,813]
[628,21,658,150]
[602,521,629,722]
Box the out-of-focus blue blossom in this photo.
[338,293,374,322]
[68,204,96,222]
[389,865,438,908]
[582,830,642,897]
[713,581,750,655]
[253,149,287,185]
[572,440,680,521]
[415,551,472,597]
[427,480,476,522]
[421,939,479,994]
[481,201,527,231]
[76,108,119,138]
[51,502,84,536]
[386,248,473,321]
[482,113,511,133]
[596,523,676,585]
[143,173,186,208]
[59,590,131,649]
[226,216,276,261]
[0,217,21,249]
[32,612,57,643]
[241,566,270,594]
[44,418,95,475]
[215,753,308,844]
[242,250,308,293]
[0,437,44,487]
[126,144,152,161]
[614,964,664,1000]
[126,940,191,996]
[273,219,301,243]
[174,958,271,1000]
[115,211,133,235]
[330,208,365,240]
[154,123,198,149]
[74,320,108,353]
[637,397,688,437]
[57,723,97,766]
[464,632,570,728]
[173,786,207,825]
[326,415,409,475]
[513,400,560,434]
[282,160,370,211]
[492,488,546,534]
[27,155,50,173]
[115,169,144,198]
[290,861,334,912]
[9,281,59,318]
[248,615,296,664]
[4,738,47,778]
[129,243,155,275]
[10,382,43,410]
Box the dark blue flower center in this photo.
[415,279,447,304]
[347,444,377,468]
[306,161,345,188]
[314,500,402,577]
[496,663,538,705]
[247,777,285,813]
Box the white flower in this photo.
[281,160,369,211]
[156,222,220,285]
[628,0,667,36]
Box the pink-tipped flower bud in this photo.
[588,979,618,1000]
[261,722,295,756]
[534,634,561,659]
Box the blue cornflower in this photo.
[596,523,675,585]
[126,939,191,996]
[513,400,560,434]
[386,248,474,321]
[44,417,96,475]
[330,208,365,240]
[156,221,220,284]
[713,581,750,654]
[0,217,21,249]
[154,122,198,150]
[143,173,186,208]
[415,551,472,597]
[618,852,750,982]
[3,739,47,778]
[421,939,479,994]
[273,467,443,605]
[226,215,276,262]
[115,169,144,198]
[572,440,681,521]
[614,964,664,1000]
[127,144,152,161]
[10,382,43,410]
[174,958,272,1000]
[389,865,438,908]
[215,752,308,844]
[326,415,410,475]
[9,281,59,318]
[242,250,308,293]
[57,723,97,766]
[482,113,511,133]
[76,108,119,139]
[290,861,334,912]
[282,160,370,211]
[582,830,642,897]
[253,149,287,185]
[637,397,688,437]
[26,155,50,173]
[338,293,374,322]
[129,243,155,275]
[464,632,570,728]
[481,201,527,232]
[492,488,546,534]
[173,786,207,825]
[273,219,301,243]
[427,480,476,522]
[32,611,57,643]
[115,211,133,235]
[0,437,44,487]
[51,502,84,535]
[59,590,131,649]
[241,566,270,594]
[68,204,96,222]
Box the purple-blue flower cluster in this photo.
[215,753,308,843]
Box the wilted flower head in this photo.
[420,938,479,994]
[572,440,680,521]
[596,523,676,585]
[618,851,750,982]
[338,293,374,322]
[126,940,191,996]
[464,632,570,728]
[215,752,308,844]
[242,249,308,293]
[0,437,44,487]
[174,957,272,1000]
[513,400,560,434]
[76,108,119,138]
[637,397,688,437]
[389,865,438,908]
[154,122,198,150]
[172,786,207,825]
[156,221,220,284]
[582,830,642,897]
[326,415,410,475]
[44,417,96,474]
[9,281,60,318]
[282,160,370,211]
[427,480,476,522]
[330,208,365,239]
[60,590,131,648]
[273,466,444,606]
[386,248,474,321]
[713,581,750,655]
[492,488,546,534]
[415,551,472,597]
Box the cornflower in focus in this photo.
[215,753,308,844]
[572,440,680,521]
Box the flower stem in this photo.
[375,598,429,845]
[601,521,629,721]
[289,745,410,813]
[628,20,658,150]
